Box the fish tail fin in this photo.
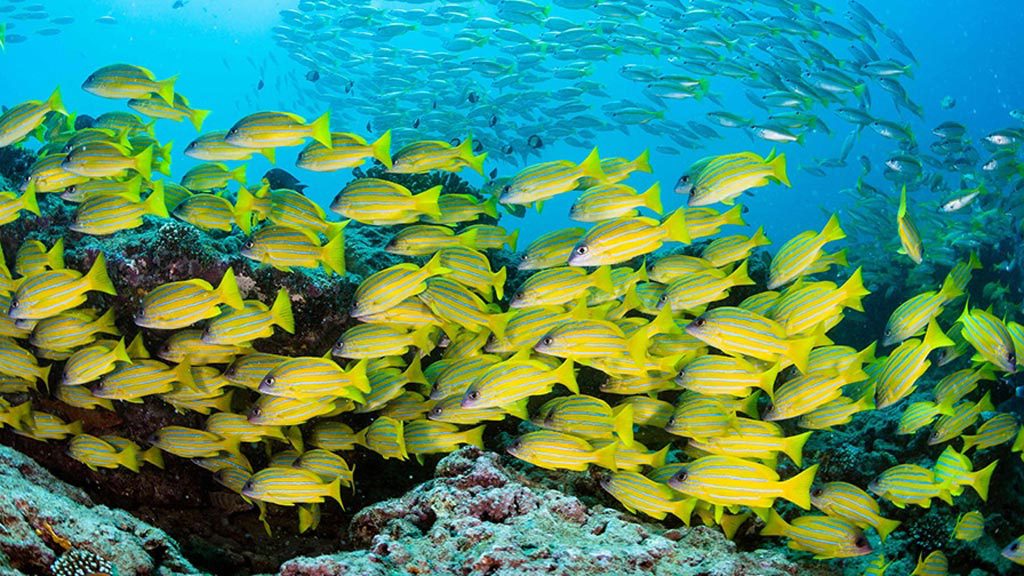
[898,186,908,219]
[256,146,275,163]
[759,362,780,400]
[971,460,998,502]
[173,357,195,389]
[820,213,846,242]
[783,431,812,467]
[590,440,617,471]
[759,509,791,537]
[578,147,605,181]
[722,203,746,226]
[935,394,956,417]
[938,271,963,302]
[270,288,295,334]
[234,187,254,233]
[325,220,348,241]
[409,325,435,355]
[612,403,635,448]
[786,335,816,373]
[779,463,818,509]
[371,129,393,169]
[921,318,954,353]
[84,253,117,295]
[660,207,691,244]
[590,264,615,293]
[422,251,451,277]
[134,145,154,180]
[309,111,332,149]
[853,83,866,99]
[190,108,210,132]
[47,86,67,116]
[502,398,529,420]
[142,446,165,469]
[326,476,344,508]
[142,180,169,218]
[92,307,118,335]
[156,75,177,105]
[457,227,480,250]
[504,228,519,252]
[321,230,347,276]
[492,266,507,301]
[19,182,39,216]
[216,267,245,310]
[838,267,869,311]
[413,184,443,219]
[46,238,65,269]
[750,226,770,247]
[968,251,982,270]
[402,355,427,385]
[769,152,790,187]
[726,259,754,287]
[463,424,486,450]
[977,390,995,413]
[647,302,681,336]
[110,337,132,364]
[552,358,578,394]
[633,148,652,173]
[229,164,247,185]
[876,517,901,542]
[671,497,696,525]
[481,195,499,218]
[642,182,663,214]
[298,504,318,533]
[118,444,141,473]
[465,151,487,176]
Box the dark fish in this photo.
[502,144,514,154]
[74,115,96,130]
[449,137,461,147]
[413,118,420,128]
[5,34,27,44]
[366,121,372,132]
[172,0,188,8]
[432,100,437,110]
[306,70,320,82]
[467,92,479,103]
[263,168,307,193]
[50,16,74,24]
[36,28,61,36]
[489,115,497,127]
[473,140,483,153]
[345,80,354,93]
[527,135,543,149]
[257,79,265,90]
[489,168,498,179]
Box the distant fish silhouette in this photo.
[263,168,307,193]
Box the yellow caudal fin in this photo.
[19,182,39,216]
[467,151,487,176]
[750,226,771,248]
[660,208,691,244]
[726,259,754,287]
[920,318,954,354]
[782,431,812,467]
[481,195,499,218]
[719,511,751,539]
[321,231,346,276]
[590,439,618,471]
[47,87,67,116]
[133,145,154,180]
[502,398,529,420]
[820,213,846,243]
[759,509,791,537]
[91,307,118,336]
[875,516,901,542]
[977,390,995,413]
[228,164,247,185]
[937,270,963,302]
[190,108,211,132]
[647,304,681,337]
[126,332,149,359]
[492,266,507,301]
[256,146,276,164]
[838,267,869,312]
[769,153,790,187]
[270,288,295,333]
[970,460,998,502]
[577,147,605,181]
[117,444,141,473]
[633,148,652,173]
[778,463,818,509]
[309,111,332,149]
[590,264,615,293]
[611,403,635,448]
[325,219,348,241]
[642,182,663,214]
[722,203,746,226]
[649,443,670,468]
[413,184,443,219]
[141,180,169,218]
[46,237,65,270]
[216,267,245,310]
[156,75,177,105]
[551,358,578,394]
[84,253,117,295]
[786,335,816,373]
[109,337,132,364]
[671,496,697,525]
[298,504,318,533]
[402,355,427,385]
[371,129,392,169]
[461,424,486,449]
[898,185,908,219]
[421,251,452,277]
[142,446,165,469]
[758,362,780,400]
[325,476,344,508]
[503,228,519,252]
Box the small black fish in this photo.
[366,121,372,132]
[489,168,498,179]
[172,0,187,8]
[257,79,265,91]
[432,100,437,110]
[473,141,484,153]
[74,115,95,130]
[489,115,497,127]
[449,137,461,147]
[502,145,514,154]
[467,92,479,103]
[527,135,543,149]
[413,118,420,129]
[345,80,354,94]
[306,70,320,82]
[262,168,307,193]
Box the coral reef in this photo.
[0,443,197,576]
[277,447,837,576]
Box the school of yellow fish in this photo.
[2,64,1024,571]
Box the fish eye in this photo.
[855,536,868,548]
[542,337,554,346]
[502,185,511,193]
[265,376,275,386]
[1009,352,1017,365]
[811,487,823,497]
[666,416,675,426]
[689,189,696,197]
[673,470,688,482]
[575,245,588,255]
[1013,542,1021,552]
[8,299,18,309]
[692,317,706,328]
[467,390,480,401]
[429,406,442,417]
[251,407,262,417]
[244,240,254,249]
[242,480,253,491]
[135,308,145,318]
[519,254,529,261]
[228,128,237,135]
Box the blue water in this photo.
[1,0,1022,249]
